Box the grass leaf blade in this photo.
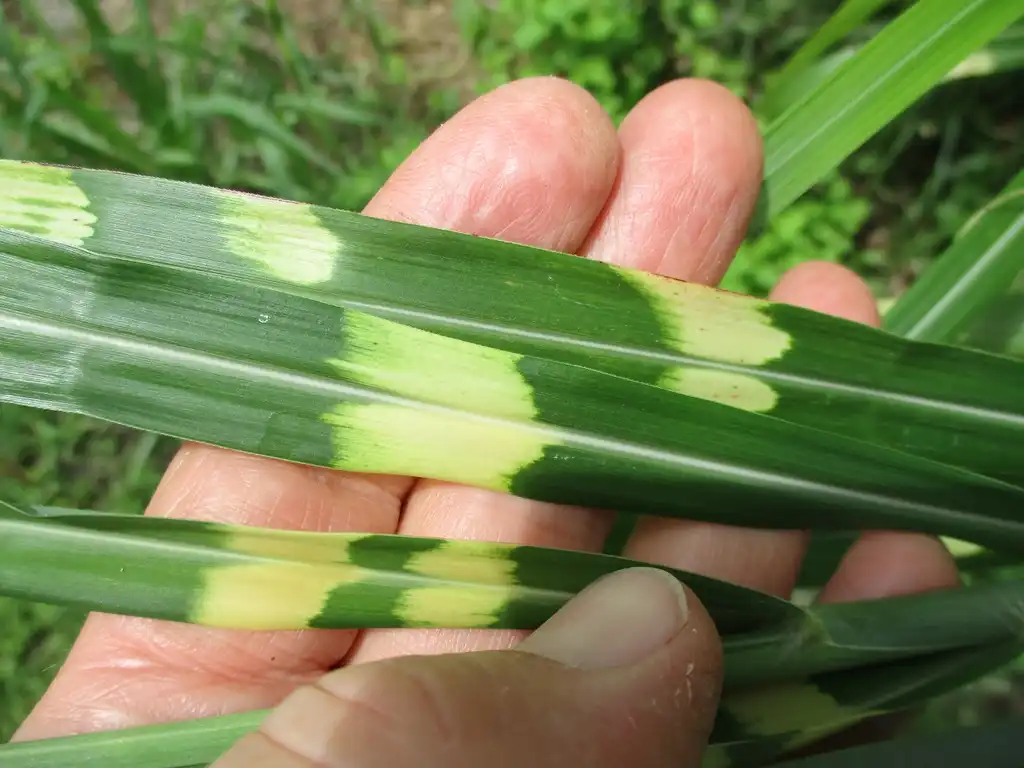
[2,160,1024,486]
[4,230,1024,550]
[884,168,1024,343]
[762,0,1024,218]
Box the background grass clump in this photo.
[0,0,1022,743]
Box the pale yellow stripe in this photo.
[723,681,864,738]
[405,540,517,586]
[0,160,96,246]
[397,584,515,627]
[324,403,547,492]
[331,312,537,420]
[224,528,369,563]
[621,270,791,366]
[660,367,779,412]
[218,190,338,285]
[194,561,363,629]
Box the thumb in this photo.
[211,567,723,768]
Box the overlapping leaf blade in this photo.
[772,714,1024,768]
[0,708,265,768]
[3,162,1024,487]
[4,229,1024,549]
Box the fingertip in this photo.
[623,78,762,160]
[365,75,620,252]
[817,532,961,604]
[770,261,882,327]
[582,77,763,283]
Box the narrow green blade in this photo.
[884,168,1024,343]
[762,0,890,116]
[722,581,1024,689]
[3,503,1021,691]
[0,500,798,636]
[3,162,1024,486]
[761,25,1024,122]
[4,230,1024,550]
[762,0,1023,217]
[0,708,264,768]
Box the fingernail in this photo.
[518,567,689,669]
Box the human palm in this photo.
[14,77,959,766]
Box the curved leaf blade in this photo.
[884,168,1024,343]
[762,0,1023,217]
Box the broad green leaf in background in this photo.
[4,229,1024,550]
[884,168,1024,342]
[944,22,1024,80]
[3,161,1024,488]
[762,0,1024,218]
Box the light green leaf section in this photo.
[217,187,339,285]
[322,311,551,489]
[0,162,96,245]
[661,368,780,413]
[625,270,792,366]
[195,560,360,629]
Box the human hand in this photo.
[13,77,960,767]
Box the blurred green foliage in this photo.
[0,0,1021,744]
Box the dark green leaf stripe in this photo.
[1,501,797,636]
[5,230,1024,551]
[2,161,1024,487]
